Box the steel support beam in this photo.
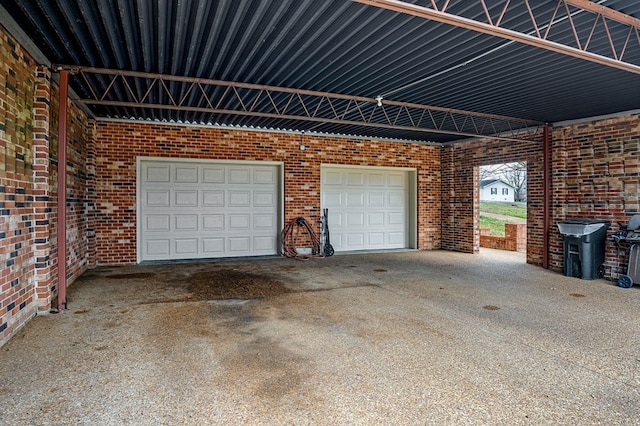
[57,66,543,143]
[543,124,552,270]
[353,0,640,75]
[57,70,69,310]
[564,0,640,28]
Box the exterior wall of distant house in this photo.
[480,180,515,202]
[0,24,92,347]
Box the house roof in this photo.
[3,0,640,143]
[480,179,514,189]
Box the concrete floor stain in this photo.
[483,305,500,310]
[187,269,293,300]
[105,272,157,280]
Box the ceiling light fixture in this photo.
[375,96,383,107]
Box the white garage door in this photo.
[322,166,411,252]
[138,159,280,262]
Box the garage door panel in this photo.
[368,192,385,207]
[146,215,170,232]
[175,239,198,254]
[175,166,198,183]
[368,212,385,226]
[202,215,224,230]
[175,191,198,207]
[254,214,275,229]
[388,192,404,206]
[140,160,279,261]
[323,170,342,185]
[202,167,225,183]
[388,212,405,225]
[388,232,405,245]
[146,239,170,256]
[254,236,277,252]
[368,233,384,246]
[346,233,364,248]
[388,173,405,187]
[346,192,364,207]
[254,168,276,184]
[322,166,409,252]
[229,237,251,252]
[229,167,251,184]
[324,192,342,207]
[347,172,364,185]
[347,212,364,226]
[146,190,170,207]
[145,165,171,182]
[329,213,342,227]
[202,238,224,254]
[202,190,224,207]
[175,214,198,231]
[369,173,385,186]
[254,192,275,207]
[229,214,251,230]
[229,191,250,207]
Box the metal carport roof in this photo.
[2,0,639,143]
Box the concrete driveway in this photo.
[1,249,639,424]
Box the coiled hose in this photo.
[281,217,324,259]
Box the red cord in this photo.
[281,217,324,259]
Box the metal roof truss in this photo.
[62,66,543,143]
[354,0,640,75]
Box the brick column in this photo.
[85,119,97,267]
[32,66,54,311]
[505,223,527,252]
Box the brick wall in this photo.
[0,24,92,346]
[0,24,37,343]
[48,83,92,290]
[550,113,640,279]
[441,136,545,265]
[94,121,442,264]
[44,79,92,306]
[480,224,527,252]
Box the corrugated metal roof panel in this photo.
[4,0,640,142]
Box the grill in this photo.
[612,215,640,243]
[612,215,640,288]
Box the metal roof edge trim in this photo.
[94,117,443,146]
[552,109,640,128]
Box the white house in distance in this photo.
[480,179,515,202]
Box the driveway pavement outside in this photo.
[1,249,639,424]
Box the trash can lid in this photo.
[559,218,610,225]
[557,219,610,236]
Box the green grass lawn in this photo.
[479,201,527,218]
[479,216,508,236]
[479,201,527,236]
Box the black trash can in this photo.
[557,219,610,280]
